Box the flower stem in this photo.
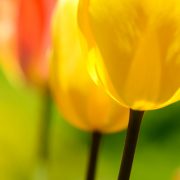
[38,87,53,162]
[118,109,144,180]
[86,132,102,180]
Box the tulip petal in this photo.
[51,0,129,132]
[81,0,180,110]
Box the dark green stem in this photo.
[38,87,53,162]
[118,109,144,180]
[86,132,102,180]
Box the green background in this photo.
[0,70,179,180]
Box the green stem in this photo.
[38,87,53,162]
[118,109,144,180]
[86,132,102,180]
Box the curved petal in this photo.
[80,0,180,110]
[51,0,129,133]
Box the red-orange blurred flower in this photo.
[17,0,55,86]
[0,0,55,87]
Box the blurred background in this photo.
[0,68,180,180]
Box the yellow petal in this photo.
[50,0,129,133]
[80,0,180,110]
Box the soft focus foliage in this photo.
[50,0,129,133]
[0,70,180,180]
[78,0,180,110]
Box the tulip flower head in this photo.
[17,0,55,86]
[78,0,180,110]
[0,0,20,82]
[51,0,129,132]
[173,168,180,180]
[0,0,55,87]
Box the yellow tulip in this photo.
[78,0,180,110]
[51,0,129,133]
[173,168,180,180]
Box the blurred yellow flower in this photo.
[78,0,180,110]
[50,0,129,132]
[0,0,55,87]
[173,168,180,180]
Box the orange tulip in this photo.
[17,0,55,86]
[0,0,56,86]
